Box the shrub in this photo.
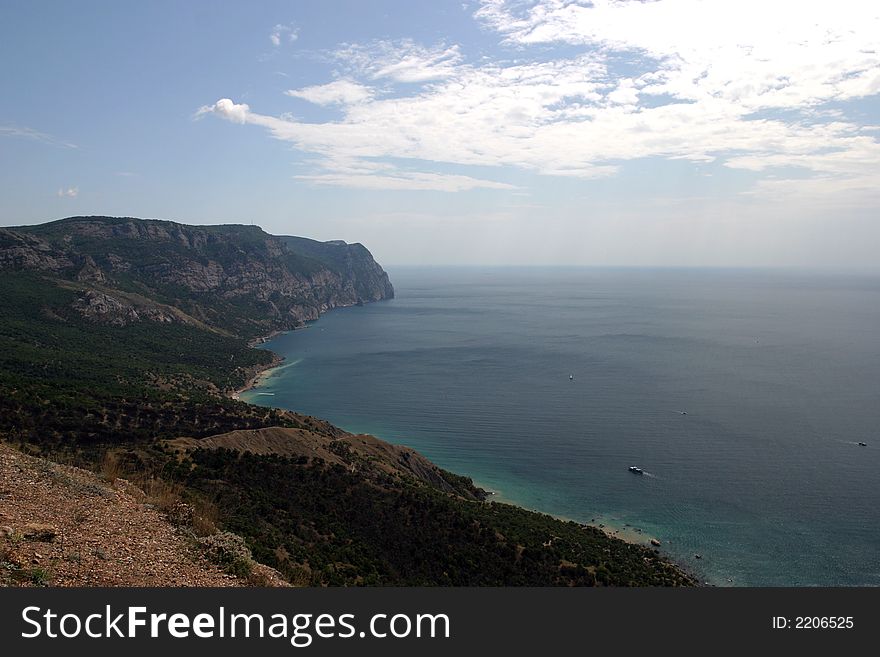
[29,567,51,586]
[198,531,254,579]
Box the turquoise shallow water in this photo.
[243,267,880,586]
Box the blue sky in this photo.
[1,0,879,267]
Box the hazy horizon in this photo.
[7,214,880,272]
[2,1,878,268]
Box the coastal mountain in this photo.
[1,216,393,338]
[0,216,695,587]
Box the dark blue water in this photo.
[243,268,880,586]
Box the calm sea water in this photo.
[243,268,880,586]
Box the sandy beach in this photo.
[228,349,285,401]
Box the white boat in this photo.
[628,466,644,475]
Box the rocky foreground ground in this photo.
[0,441,284,587]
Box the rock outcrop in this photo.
[0,228,73,272]
[71,289,182,326]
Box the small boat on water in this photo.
[650,538,661,547]
[858,442,867,447]
[628,466,644,475]
[569,374,574,381]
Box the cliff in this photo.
[279,235,394,304]
[2,216,393,338]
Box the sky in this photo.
[1,0,879,267]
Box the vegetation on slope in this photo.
[0,272,290,456]
[172,448,692,586]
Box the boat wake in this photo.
[628,466,658,479]
[273,358,303,372]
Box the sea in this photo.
[242,267,880,586]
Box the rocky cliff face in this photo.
[279,235,395,303]
[0,228,74,272]
[1,216,394,337]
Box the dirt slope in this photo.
[168,425,485,499]
[0,441,241,586]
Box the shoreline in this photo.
[460,480,704,585]
[234,323,706,586]
[229,344,287,401]
[477,482,668,549]
[229,299,362,400]
[247,328,285,349]
[231,307,335,400]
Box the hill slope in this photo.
[0,442,286,586]
[165,431,693,586]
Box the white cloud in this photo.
[335,40,465,82]
[57,186,78,198]
[198,96,518,191]
[295,171,516,191]
[285,79,374,106]
[1,125,77,148]
[475,0,880,111]
[270,23,298,47]
[746,175,880,208]
[201,1,880,197]
[196,98,250,124]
